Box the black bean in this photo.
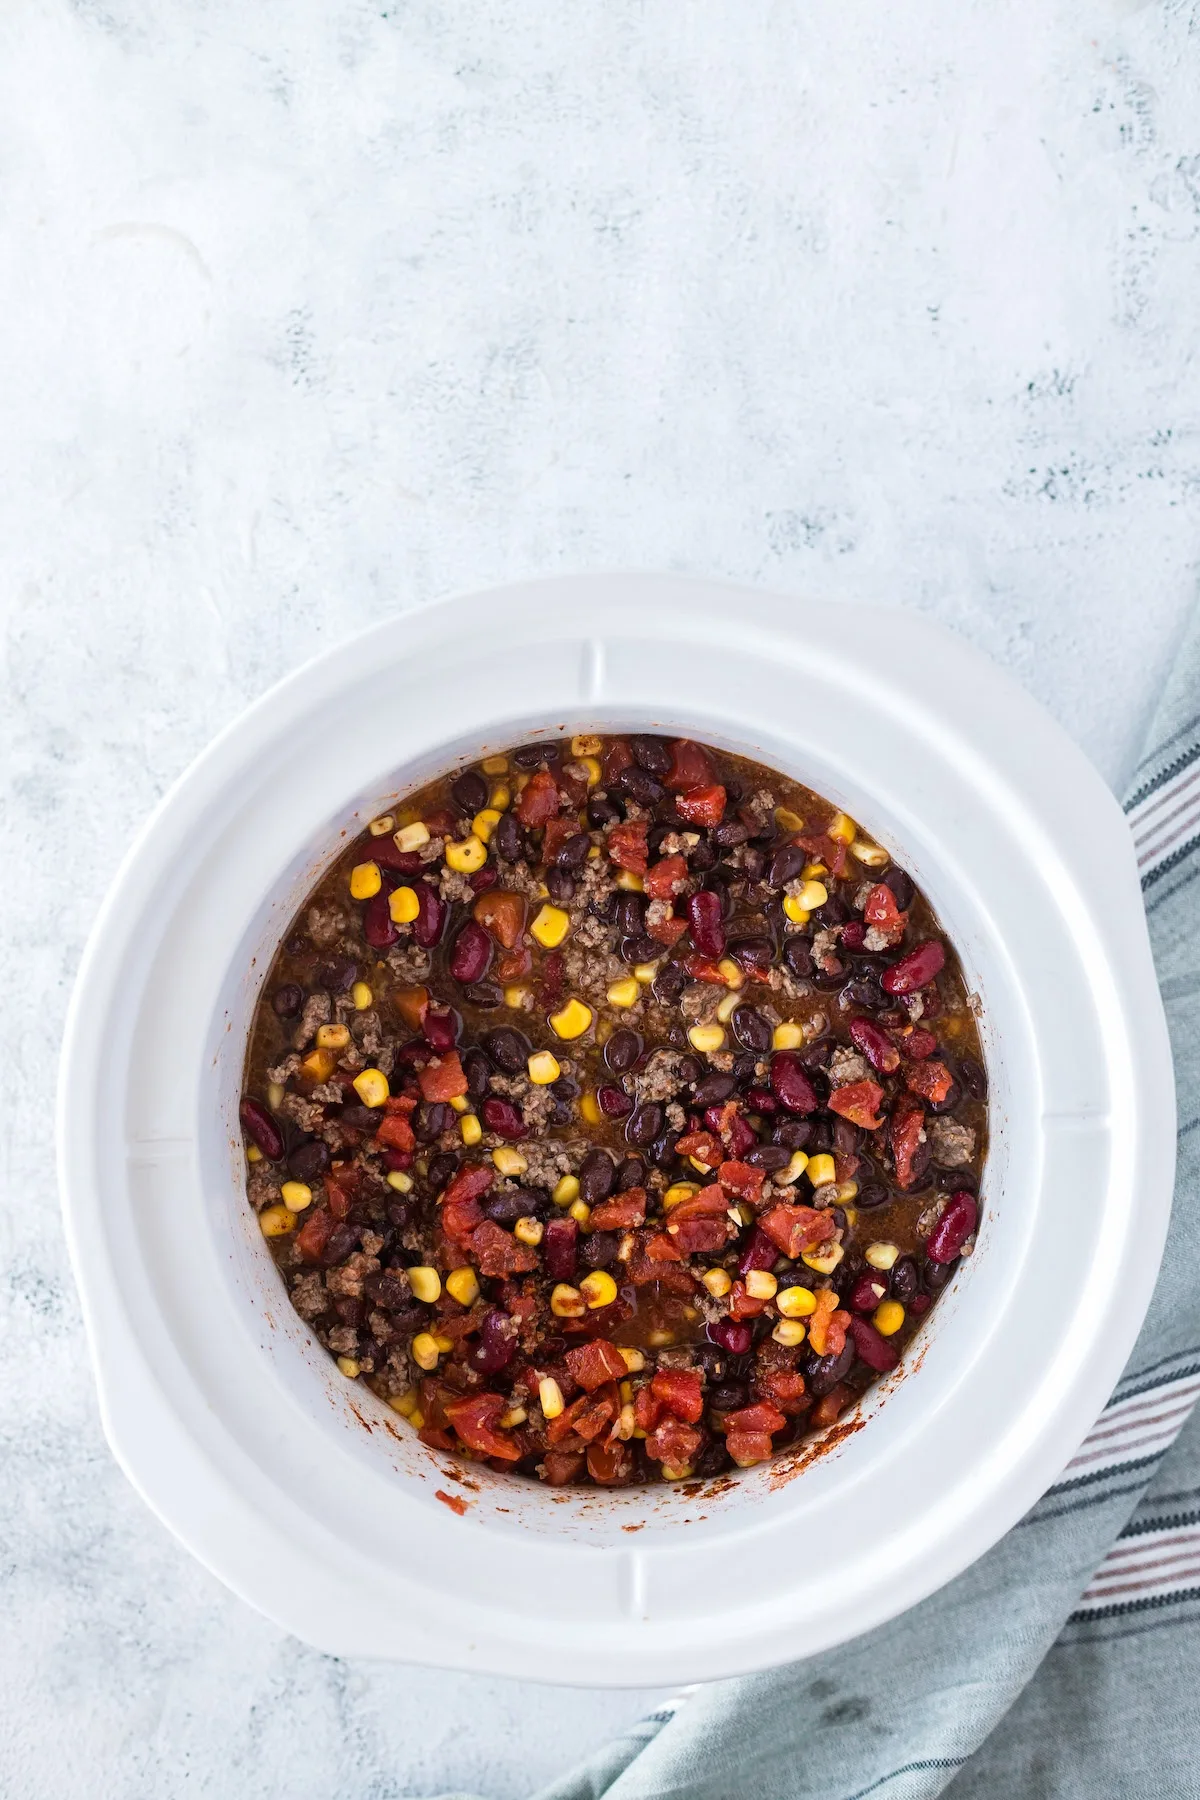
[814,894,849,926]
[959,1054,988,1100]
[462,1047,491,1098]
[626,1103,662,1148]
[485,1190,535,1226]
[578,1149,616,1204]
[653,963,688,1005]
[727,935,774,976]
[464,980,503,1008]
[709,1382,749,1412]
[745,1144,789,1172]
[545,867,575,903]
[630,735,671,775]
[587,792,622,828]
[322,1221,360,1267]
[768,843,806,887]
[386,1199,415,1232]
[415,1102,451,1142]
[689,838,717,872]
[512,742,551,770]
[855,1180,889,1209]
[884,867,915,910]
[811,1118,833,1151]
[714,820,750,848]
[550,1074,579,1102]
[622,934,662,964]
[483,1027,529,1073]
[272,983,303,1018]
[841,976,886,1011]
[832,1118,862,1154]
[693,1071,737,1107]
[581,1231,618,1269]
[909,1138,934,1184]
[891,1257,918,1304]
[930,1080,962,1116]
[339,1104,381,1131]
[619,767,665,805]
[806,1339,855,1396]
[451,770,489,813]
[675,1053,703,1085]
[923,1256,954,1293]
[772,1118,814,1150]
[651,1129,680,1168]
[287,1138,331,1182]
[317,957,357,993]
[784,937,813,979]
[558,832,592,872]
[426,1151,459,1191]
[742,847,766,881]
[605,1028,643,1072]
[732,1052,761,1086]
[615,892,646,936]
[731,1005,771,1052]
[494,812,524,861]
[617,1156,647,1190]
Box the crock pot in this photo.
[58,574,1174,1686]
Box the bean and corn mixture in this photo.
[242,734,987,1487]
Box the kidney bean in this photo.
[883,867,915,910]
[422,1006,460,1052]
[926,1190,977,1263]
[363,891,400,949]
[597,1084,634,1119]
[287,1137,330,1182]
[784,937,813,979]
[604,1028,643,1073]
[545,868,575,903]
[707,1317,753,1356]
[481,1096,527,1139]
[840,921,866,952]
[617,1156,647,1190]
[847,1272,889,1314]
[544,1216,578,1281]
[451,770,489,813]
[882,940,945,995]
[687,889,726,959]
[770,1051,818,1114]
[848,1015,899,1073]
[469,1308,518,1376]
[855,1180,889,1209]
[630,734,672,775]
[731,1005,771,1052]
[738,1228,779,1275]
[626,1102,663,1148]
[482,1027,528,1073]
[412,882,447,949]
[240,1097,283,1160]
[449,920,493,984]
[578,1150,616,1203]
[807,1338,855,1395]
[848,1315,899,1372]
[272,983,303,1018]
[958,1054,988,1100]
[908,1291,932,1318]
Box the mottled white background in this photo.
[3,0,1199,1794]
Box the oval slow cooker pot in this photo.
[58,575,1174,1686]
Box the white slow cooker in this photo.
[57,575,1174,1686]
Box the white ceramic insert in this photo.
[58,575,1174,1686]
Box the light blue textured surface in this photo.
[4,1,1200,1794]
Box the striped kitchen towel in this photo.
[513,615,1200,1800]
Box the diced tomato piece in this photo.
[665,739,716,791]
[811,1384,856,1428]
[443,1393,523,1462]
[673,1215,730,1253]
[645,854,688,901]
[808,1288,849,1357]
[602,737,634,785]
[473,889,525,950]
[565,1338,629,1392]
[897,1026,939,1061]
[890,1096,926,1190]
[675,1130,723,1167]
[799,832,849,878]
[828,1079,885,1131]
[516,769,562,828]
[323,1166,359,1221]
[643,1230,685,1263]
[904,1060,954,1105]
[727,1400,787,1437]
[589,1189,647,1230]
[682,954,726,985]
[441,1163,494,1208]
[418,1052,468,1102]
[676,784,726,827]
[633,1384,662,1432]
[756,1367,807,1412]
[666,1187,729,1221]
[495,944,532,983]
[573,1385,620,1444]
[538,816,579,866]
[545,1394,588,1444]
[728,1279,769,1321]
[468,1220,540,1277]
[758,1202,836,1259]
[295,1207,335,1263]
[606,819,649,874]
[541,1448,585,1485]
[647,914,689,947]
[537,950,565,1013]
[650,1368,704,1423]
[441,1197,484,1246]
[586,1439,635,1485]
[726,1430,774,1467]
[717,1160,765,1202]
[644,1415,703,1469]
[375,1111,416,1152]
[863,883,908,943]
[393,984,430,1031]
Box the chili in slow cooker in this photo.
[241,734,987,1486]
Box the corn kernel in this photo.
[580,1269,618,1309]
[836,1180,859,1204]
[316,1022,350,1050]
[258,1204,296,1238]
[504,984,533,1012]
[714,958,743,990]
[481,754,509,775]
[489,782,511,811]
[614,1402,636,1440]
[499,1405,527,1428]
[579,1090,602,1126]
[776,1150,810,1187]
[615,869,644,892]
[352,1068,389,1108]
[267,1080,285,1110]
[389,886,420,924]
[445,1267,480,1306]
[772,1022,805,1050]
[549,998,593,1040]
[570,734,603,756]
[392,821,429,853]
[432,1334,454,1353]
[802,1243,845,1275]
[368,814,396,837]
[851,838,890,868]
[744,1269,778,1299]
[552,1174,580,1207]
[492,1146,528,1176]
[702,1267,732,1297]
[386,1169,413,1193]
[796,879,829,911]
[777,1284,817,1318]
[775,805,805,832]
[407,1266,442,1304]
[828,812,856,843]
[514,1216,544,1246]
[336,1355,361,1378]
[530,904,571,950]
[802,860,827,879]
[551,1283,585,1318]
[568,1198,592,1228]
[874,1300,905,1337]
[865,1241,899,1271]
[246,1143,262,1163]
[411,1332,441,1371]
[523,1052,557,1088]
[688,1023,726,1054]
[459,1112,482,1146]
[663,1181,699,1210]
[806,1152,836,1188]
[783,894,810,925]
[713,989,739,1025]
[633,961,659,984]
[447,1093,469,1113]
[300,1048,336,1083]
[351,981,373,1011]
[620,1348,646,1373]
[349,860,382,900]
[389,1388,419,1417]
[445,835,487,873]
[471,807,501,843]
[606,976,640,1008]
[539,1376,565,1418]
[280,1180,313,1213]
[772,1319,808,1347]
[580,756,602,786]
